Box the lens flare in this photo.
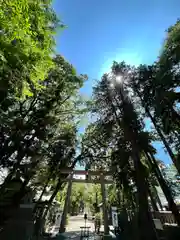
[115,75,123,84]
[109,83,114,88]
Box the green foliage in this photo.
[0,0,63,99]
[0,54,87,218]
[161,164,180,198]
[159,19,180,75]
[94,211,103,220]
[56,183,103,216]
[70,183,86,214]
[85,184,102,214]
[107,184,118,206]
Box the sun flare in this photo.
[99,50,142,78]
[116,75,123,84]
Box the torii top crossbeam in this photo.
[60,168,112,176]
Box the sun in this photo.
[99,50,143,78]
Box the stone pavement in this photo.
[67,215,94,231]
[53,215,101,240]
[65,215,94,239]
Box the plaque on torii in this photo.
[60,168,113,184]
[60,167,112,175]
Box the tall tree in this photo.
[131,64,180,173]
[112,62,180,224]
[0,55,87,228]
[82,69,159,239]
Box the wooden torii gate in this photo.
[59,168,113,234]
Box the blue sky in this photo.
[53,0,180,165]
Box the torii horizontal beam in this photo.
[60,168,112,176]
[62,178,113,184]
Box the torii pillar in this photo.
[59,172,73,233]
[100,173,109,235]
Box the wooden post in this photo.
[100,173,109,235]
[59,172,73,233]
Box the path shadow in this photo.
[51,230,96,240]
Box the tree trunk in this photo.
[136,89,180,174]
[41,156,80,220]
[132,148,158,240]
[145,152,180,225]
[148,184,159,211]
[33,174,52,214]
[0,151,26,196]
[39,180,50,203]
[43,177,63,221]
[13,178,30,205]
[110,85,158,240]
[1,135,37,194]
[152,185,163,211]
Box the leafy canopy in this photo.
[0,0,62,98]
